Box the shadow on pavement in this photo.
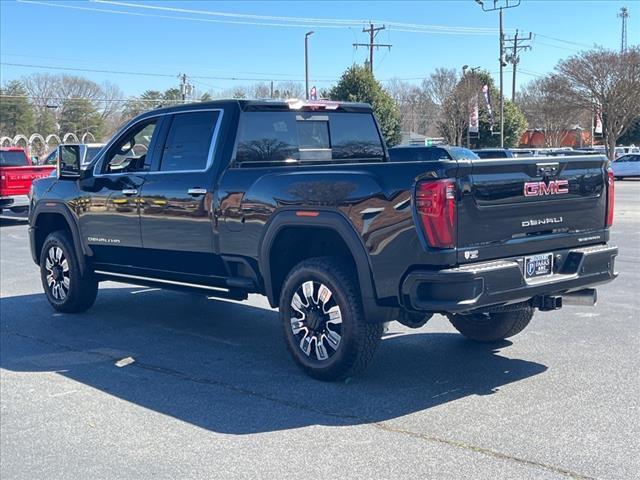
[0,216,28,227]
[0,287,547,434]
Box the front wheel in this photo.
[280,257,382,381]
[447,304,534,342]
[40,231,98,313]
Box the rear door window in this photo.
[160,111,220,172]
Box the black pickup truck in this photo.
[29,99,618,380]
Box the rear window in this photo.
[235,111,384,166]
[0,150,29,167]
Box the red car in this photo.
[0,147,56,213]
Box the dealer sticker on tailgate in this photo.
[524,253,554,279]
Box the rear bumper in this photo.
[401,244,618,313]
[0,195,30,208]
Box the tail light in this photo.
[415,179,457,249]
[606,168,615,227]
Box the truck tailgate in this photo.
[0,166,55,197]
[457,155,609,261]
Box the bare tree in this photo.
[275,81,304,99]
[386,78,437,135]
[519,75,583,147]
[252,82,272,99]
[424,68,482,145]
[557,47,640,159]
[423,68,458,109]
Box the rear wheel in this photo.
[447,304,534,342]
[40,231,98,313]
[280,257,382,381]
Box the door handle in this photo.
[121,189,138,196]
[188,188,207,196]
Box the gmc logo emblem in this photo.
[524,179,569,197]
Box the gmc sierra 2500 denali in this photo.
[29,99,618,380]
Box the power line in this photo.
[532,40,581,53]
[0,62,339,83]
[0,94,181,104]
[17,0,504,35]
[532,34,593,49]
[1,52,338,80]
[93,0,504,32]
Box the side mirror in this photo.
[57,144,81,178]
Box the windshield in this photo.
[0,150,29,167]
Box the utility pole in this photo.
[305,31,314,100]
[475,0,522,148]
[178,73,193,104]
[504,29,532,102]
[353,23,392,75]
[618,7,629,53]
[510,30,518,103]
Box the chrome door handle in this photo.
[188,188,207,196]
[121,189,138,196]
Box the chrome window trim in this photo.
[93,108,224,178]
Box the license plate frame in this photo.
[524,253,554,279]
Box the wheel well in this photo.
[268,227,356,303]
[34,213,71,263]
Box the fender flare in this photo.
[258,210,393,323]
[31,202,88,274]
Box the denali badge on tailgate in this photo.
[524,179,569,197]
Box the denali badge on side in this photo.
[522,217,563,227]
[524,179,569,197]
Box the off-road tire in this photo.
[279,257,382,381]
[40,230,98,313]
[447,304,534,342]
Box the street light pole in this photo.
[475,0,521,148]
[499,7,504,147]
[305,31,314,100]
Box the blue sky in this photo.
[1,0,638,98]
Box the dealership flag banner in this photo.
[482,85,493,129]
[594,111,603,135]
[469,95,479,134]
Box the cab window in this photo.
[102,119,158,174]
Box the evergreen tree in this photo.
[0,80,35,136]
[329,65,402,146]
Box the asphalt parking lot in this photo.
[1,180,638,480]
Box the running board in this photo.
[94,270,248,301]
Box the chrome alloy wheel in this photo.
[45,246,70,301]
[290,281,343,361]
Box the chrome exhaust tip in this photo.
[562,289,597,307]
